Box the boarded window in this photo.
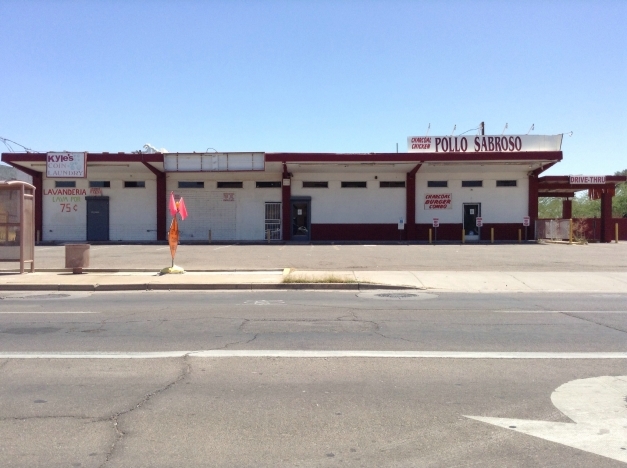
[379,181,405,188]
[89,181,110,188]
[256,181,281,188]
[427,181,448,188]
[496,180,517,187]
[341,181,367,188]
[124,181,146,188]
[217,182,243,189]
[178,181,205,188]
[55,181,76,188]
[461,180,483,187]
[302,181,328,188]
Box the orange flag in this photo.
[169,192,177,217]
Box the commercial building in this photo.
[3,134,624,243]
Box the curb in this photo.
[0,283,419,292]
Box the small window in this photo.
[341,181,367,188]
[462,180,483,187]
[124,181,146,188]
[428,181,448,188]
[89,181,110,188]
[256,181,281,188]
[496,180,517,187]
[55,181,76,188]
[379,181,405,188]
[178,181,204,189]
[302,181,328,188]
[217,181,243,189]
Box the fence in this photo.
[535,219,572,242]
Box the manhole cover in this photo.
[376,293,418,298]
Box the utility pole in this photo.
[480,122,485,135]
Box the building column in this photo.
[528,171,539,240]
[600,189,613,243]
[282,164,291,241]
[406,164,421,241]
[562,198,572,219]
[142,162,166,241]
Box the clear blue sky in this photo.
[1,0,625,175]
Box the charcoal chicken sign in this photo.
[407,135,563,153]
[46,152,86,178]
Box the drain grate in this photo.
[375,293,418,299]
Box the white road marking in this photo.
[155,246,170,250]
[0,311,99,314]
[243,300,285,305]
[333,245,340,251]
[363,245,376,247]
[500,310,627,314]
[213,245,233,250]
[0,351,624,359]
[466,375,627,463]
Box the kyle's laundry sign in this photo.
[407,135,563,153]
[424,193,452,209]
[46,152,86,178]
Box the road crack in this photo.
[99,355,192,467]
[560,312,627,334]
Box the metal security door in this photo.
[463,203,480,241]
[265,202,282,240]
[86,197,109,241]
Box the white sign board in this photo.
[398,218,405,230]
[432,218,440,227]
[476,217,483,227]
[569,175,606,184]
[46,152,86,178]
[424,193,452,210]
[523,216,530,227]
[407,135,563,153]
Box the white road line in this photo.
[155,246,170,250]
[213,245,233,250]
[0,311,99,314]
[499,310,627,314]
[0,351,625,359]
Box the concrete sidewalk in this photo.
[0,268,625,293]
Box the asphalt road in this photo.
[0,290,626,467]
[28,242,627,272]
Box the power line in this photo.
[0,136,39,153]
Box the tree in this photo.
[613,169,627,218]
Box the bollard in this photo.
[518,229,522,243]
[569,218,573,244]
[429,228,432,244]
[266,229,271,243]
[616,223,619,243]
[208,230,212,243]
[490,227,494,244]
[462,229,465,244]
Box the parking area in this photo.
[18,242,627,272]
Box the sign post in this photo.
[433,218,439,243]
[523,216,530,241]
[476,217,483,241]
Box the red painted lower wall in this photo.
[310,223,529,241]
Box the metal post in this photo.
[208,230,212,243]
[616,223,619,243]
[429,228,432,244]
[518,229,521,243]
[267,229,271,243]
[569,219,573,244]
[462,229,465,244]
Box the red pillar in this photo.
[600,189,613,243]
[282,164,291,241]
[142,161,166,241]
[562,199,572,219]
[528,171,539,240]
[405,164,421,241]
